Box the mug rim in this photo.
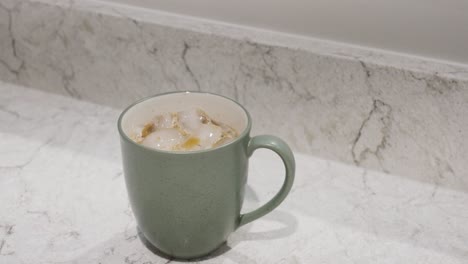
[117,91,252,155]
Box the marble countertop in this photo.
[1,81,467,264]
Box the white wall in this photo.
[105,0,468,65]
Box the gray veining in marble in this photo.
[1,82,468,263]
[0,0,467,192]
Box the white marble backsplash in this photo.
[0,0,467,191]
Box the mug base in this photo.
[137,227,229,261]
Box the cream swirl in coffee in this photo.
[130,108,238,151]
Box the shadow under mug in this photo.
[118,92,295,259]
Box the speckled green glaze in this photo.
[118,93,295,259]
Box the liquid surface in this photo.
[130,108,238,151]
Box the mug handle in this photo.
[238,135,295,227]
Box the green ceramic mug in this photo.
[118,92,295,259]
